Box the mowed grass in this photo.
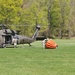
[0,39,75,75]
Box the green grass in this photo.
[0,39,75,75]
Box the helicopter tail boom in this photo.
[32,25,40,41]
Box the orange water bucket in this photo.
[45,39,58,49]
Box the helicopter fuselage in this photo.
[0,25,40,48]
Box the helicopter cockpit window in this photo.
[5,29,12,34]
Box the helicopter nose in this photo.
[36,25,40,30]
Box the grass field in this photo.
[0,39,75,75]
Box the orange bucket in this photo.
[45,39,58,49]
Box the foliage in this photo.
[0,0,23,25]
[0,0,75,38]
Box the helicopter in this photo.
[0,24,40,48]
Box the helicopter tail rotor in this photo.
[36,25,40,30]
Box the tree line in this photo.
[0,0,75,39]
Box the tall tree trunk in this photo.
[47,0,54,38]
[59,0,65,39]
[47,9,51,38]
[59,28,63,39]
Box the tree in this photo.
[0,0,23,25]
